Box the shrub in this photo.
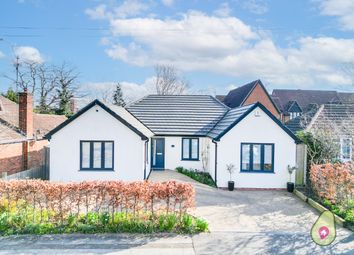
[176,167,216,187]
[0,180,208,235]
[310,163,353,205]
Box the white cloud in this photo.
[161,0,174,7]
[108,11,257,67]
[85,4,108,20]
[214,2,232,17]
[88,6,354,89]
[85,0,149,20]
[317,0,354,30]
[0,51,5,59]
[83,77,156,104]
[241,0,268,15]
[14,46,43,63]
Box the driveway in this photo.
[0,170,353,254]
[149,170,354,254]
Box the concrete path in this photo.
[1,170,353,254]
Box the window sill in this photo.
[181,159,200,161]
[79,169,115,172]
[240,171,275,174]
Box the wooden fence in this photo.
[295,144,307,186]
[1,165,48,180]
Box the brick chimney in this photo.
[18,90,33,139]
[70,98,77,114]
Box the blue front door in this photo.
[151,138,165,170]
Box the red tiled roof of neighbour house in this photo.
[0,95,67,141]
[0,122,25,144]
[33,114,67,138]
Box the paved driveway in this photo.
[149,170,354,254]
[0,171,353,254]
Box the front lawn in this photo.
[176,167,216,187]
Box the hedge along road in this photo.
[0,170,353,255]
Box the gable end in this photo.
[213,102,300,143]
[45,100,149,140]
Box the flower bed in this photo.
[309,163,354,226]
[176,167,216,187]
[0,180,208,235]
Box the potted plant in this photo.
[287,165,297,192]
[226,164,236,191]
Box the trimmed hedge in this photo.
[0,180,208,235]
[176,167,216,187]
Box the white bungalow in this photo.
[47,95,301,188]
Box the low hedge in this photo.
[0,180,208,235]
[176,167,216,187]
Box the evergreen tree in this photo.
[2,87,18,103]
[112,83,126,107]
[56,84,73,117]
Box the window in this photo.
[340,138,352,162]
[182,138,199,160]
[241,143,274,172]
[80,141,114,170]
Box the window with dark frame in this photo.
[80,141,114,170]
[340,138,352,162]
[182,138,199,160]
[241,143,274,172]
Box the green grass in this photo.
[322,199,354,226]
[176,167,216,187]
[0,200,209,235]
[0,210,208,235]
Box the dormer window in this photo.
[289,112,301,120]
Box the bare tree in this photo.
[4,59,39,94]
[154,65,189,95]
[36,64,59,113]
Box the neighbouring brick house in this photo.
[0,91,66,176]
[217,79,282,120]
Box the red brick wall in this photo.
[28,140,47,169]
[0,140,48,176]
[0,143,23,175]
[244,84,281,119]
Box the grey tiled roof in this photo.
[208,104,255,139]
[128,95,229,136]
[309,104,354,136]
[223,80,258,108]
[285,103,354,134]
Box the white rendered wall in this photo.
[162,136,211,172]
[216,106,297,188]
[50,105,149,182]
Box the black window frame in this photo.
[181,138,199,161]
[240,143,274,173]
[80,140,114,171]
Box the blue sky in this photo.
[0,0,354,101]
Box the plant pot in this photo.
[287,182,295,193]
[228,181,235,191]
